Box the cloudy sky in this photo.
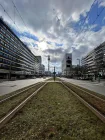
[0,0,105,72]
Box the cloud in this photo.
[0,0,105,72]
[99,1,105,7]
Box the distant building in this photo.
[39,64,45,76]
[62,53,72,77]
[45,71,51,76]
[35,56,42,76]
[36,56,42,64]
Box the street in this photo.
[0,77,50,96]
[60,78,105,96]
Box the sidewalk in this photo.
[88,79,105,86]
[60,77,105,96]
[0,79,9,83]
[0,77,50,96]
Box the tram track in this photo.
[0,82,46,121]
[62,82,105,123]
[1,80,105,128]
[0,82,47,129]
[0,82,105,139]
[0,82,42,104]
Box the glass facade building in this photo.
[0,18,40,79]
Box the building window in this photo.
[67,65,70,67]
[0,40,4,45]
[0,58,3,62]
[0,46,3,50]
[0,51,3,56]
[1,28,5,34]
[0,34,4,39]
[6,34,10,38]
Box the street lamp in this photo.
[48,55,50,76]
[77,58,81,79]
[77,58,80,66]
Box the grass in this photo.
[0,83,44,119]
[0,82,105,140]
[64,82,105,115]
[68,82,105,100]
[46,77,61,81]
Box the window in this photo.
[5,38,9,43]
[0,34,4,39]
[0,58,3,62]
[0,51,3,56]
[3,25,6,29]
[11,38,14,42]
[1,28,5,34]
[4,49,8,53]
[0,64,2,67]
[3,53,8,58]
[0,40,4,45]
[0,46,3,50]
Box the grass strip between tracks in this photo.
[0,82,105,140]
[0,83,44,119]
[64,82,105,116]
[46,77,62,81]
[68,82,105,100]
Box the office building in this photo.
[94,42,105,75]
[62,53,72,77]
[0,18,40,79]
[81,42,105,76]
[81,50,96,74]
[39,64,45,76]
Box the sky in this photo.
[0,0,105,72]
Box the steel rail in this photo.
[61,82,105,123]
[0,82,43,104]
[0,82,47,129]
[63,81,105,102]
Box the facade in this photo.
[45,71,51,76]
[39,64,45,76]
[62,53,72,77]
[0,18,40,79]
[35,56,42,76]
[81,42,105,76]
[81,50,96,74]
[36,56,42,64]
[94,42,105,75]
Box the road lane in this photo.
[60,78,105,96]
[0,77,50,96]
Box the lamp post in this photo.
[54,66,55,81]
[77,58,80,79]
[48,55,50,76]
[77,58,80,66]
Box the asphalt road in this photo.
[60,78,105,96]
[0,77,50,96]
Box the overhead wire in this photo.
[82,1,105,40]
[0,3,20,31]
[71,0,105,48]
[12,0,29,31]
